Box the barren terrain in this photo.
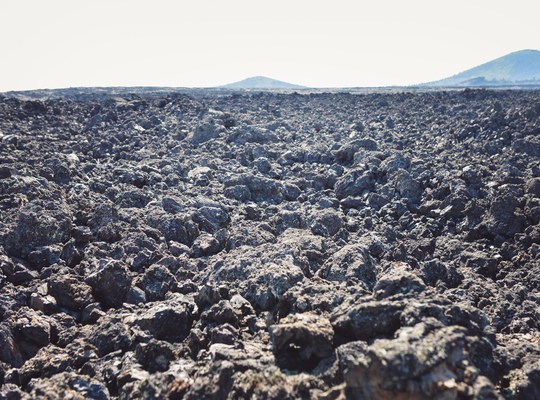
[1,89,539,399]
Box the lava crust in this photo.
[1,89,540,399]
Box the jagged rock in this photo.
[339,323,498,400]
[224,173,285,203]
[226,221,275,249]
[191,233,222,257]
[119,367,192,400]
[309,209,344,237]
[373,262,426,299]
[486,193,525,237]
[135,339,176,373]
[87,317,132,356]
[140,264,178,301]
[332,299,405,341]
[189,117,221,144]
[321,242,376,289]
[201,300,239,326]
[513,138,540,157]
[24,371,110,400]
[48,274,93,311]
[3,201,72,258]
[29,292,58,314]
[208,323,239,345]
[27,245,62,270]
[131,296,195,342]
[460,250,499,279]
[81,303,106,324]
[420,259,463,288]
[195,284,227,309]
[0,256,38,285]
[0,165,12,179]
[282,277,350,313]
[0,323,24,367]
[86,260,132,308]
[1,89,539,399]
[13,307,51,347]
[18,340,98,385]
[334,168,373,199]
[71,226,93,243]
[0,383,24,400]
[269,312,334,371]
[507,353,540,399]
[392,169,423,203]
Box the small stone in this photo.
[86,260,132,308]
[48,274,93,311]
[269,312,334,371]
[0,166,12,179]
[191,234,221,257]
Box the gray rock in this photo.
[460,250,499,279]
[4,201,72,258]
[332,299,405,341]
[321,243,376,289]
[420,259,462,288]
[373,262,426,299]
[380,154,411,173]
[1,256,39,285]
[224,184,251,202]
[340,323,497,400]
[526,178,540,197]
[48,274,93,311]
[269,312,334,371]
[0,165,12,179]
[162,196,184,213]
[13,307,51,347]
[392,169,423,203]
[87,317,132,356]
[334,169,373,199]
[135,339,176,373]
[202,300,239,326]
[309,209,344,237]
[24,371,109,400]
[189,117,221,144]
[486,194,525,237]
[132,296,195,342]
[513,138,540,157]
[18,340,98,385]
[86,260,132,308]
[141,264,178,301]
[0,323,24,367]
[191,233,222,257]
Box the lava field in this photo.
[0,88,540,399]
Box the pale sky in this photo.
[1,0,539,91]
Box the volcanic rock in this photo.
[0,88,539,398]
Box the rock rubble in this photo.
[0,88,539,399]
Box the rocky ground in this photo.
[0,88,539,399]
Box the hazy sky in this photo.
[1,0,539,91]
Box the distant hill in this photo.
[422,49,540,87]
[221,76,306,89]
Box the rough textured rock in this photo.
[269,312,334,371]
[3,201,72,259]
[332,299,405,341]
[339,323,498,400]
[132,296,195,342]
[24,371,110,399]
[0,88,539,398]
[86,260,132,308]
[48,274,93,311]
